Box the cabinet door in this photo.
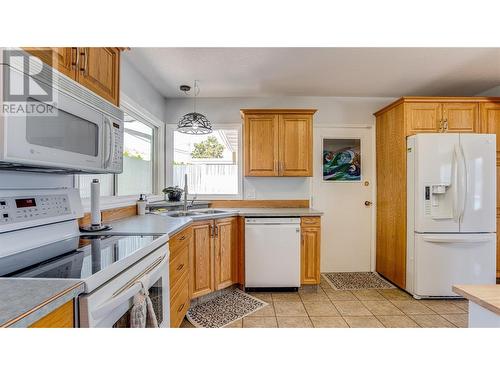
[77,47,120,106]
[23,47,77,80]
[300,224,321,285]
[279,114,313,176]
[214,217,237,290]
[442,103,478,132]
[190,220,214,298]
[480,102,500,278]
[405,102,442,134]
[244,114,279,176]
[29,300,74,328]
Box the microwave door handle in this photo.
[103,118,112,169]
[91,254,167,319]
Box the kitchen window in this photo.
[169,124,242,198]
[78,97,165,207]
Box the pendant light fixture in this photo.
[177,80,212,134]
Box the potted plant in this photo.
[162,186,184,202]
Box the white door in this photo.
[414,233,496,297]
[459,134,496,233]
[312,126,374,272]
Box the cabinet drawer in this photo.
[301,216,321,227]
[169,226,193,257]
[170,272,190,328]
[169,243,189,288]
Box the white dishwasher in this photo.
[245,217,301,290]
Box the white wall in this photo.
[165,96,396,199]
[121,55,167,121]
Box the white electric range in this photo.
[0,188,170,327]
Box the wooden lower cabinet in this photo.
[190,218,239,298]
[214,217,238,290]
[29,300,74,328]
[190,220,215,299]
[300,217,321,285]
[169,226,193,328]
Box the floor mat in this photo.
[186,288,267,328]
[322,272,396,290]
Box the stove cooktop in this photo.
[0,234,161,280]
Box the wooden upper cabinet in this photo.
[23,47,77,80]
[279,114,313,176]
[190,220,214,299]
[214,217,237,290]
[23,47,121,106]
[242,109,316,177]
[77,48,120,106]
[442,103,478,132]
[244,114,279,176]
[480,102,500,162]
[405,102,442,134]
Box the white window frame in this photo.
[167,123,243,200]
[76,93,166,211]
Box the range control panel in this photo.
[0,194,71,225]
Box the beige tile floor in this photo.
[180,276,469,328]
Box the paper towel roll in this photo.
[90,179,101,226]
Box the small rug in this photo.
[322,272,396,290]
[186,288,267,328]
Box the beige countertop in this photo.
[452,285,500,316]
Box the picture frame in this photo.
[322,138,361,182]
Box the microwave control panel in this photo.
[109,121,124,173]
[0,194,71,225]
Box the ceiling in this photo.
[124,48,500,98]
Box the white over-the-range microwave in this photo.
[0,48,124,174]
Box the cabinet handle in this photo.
[443,118,448,132]
[71,47,79,70]
[80,48,88,75]
[214,225,219,237]
[179,235,186,241]
[177,303,185,312]
[438,119,443,132]
[210,225,214,237]
[176,263,184,271]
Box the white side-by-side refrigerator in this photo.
[406,133,496,298]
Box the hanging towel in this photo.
[130,276,159,328]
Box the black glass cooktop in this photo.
[0,234,160,280]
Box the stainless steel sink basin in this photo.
[166,211,203,217]
[192,209,229,214]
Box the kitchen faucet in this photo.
[183,173,188,212]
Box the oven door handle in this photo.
[91,254,168,320]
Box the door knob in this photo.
[364,201,372,206]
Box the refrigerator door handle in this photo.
[422,236,490,244]
[458,143,468,221]
[452,145,460,222]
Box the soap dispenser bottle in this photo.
[137,194,147,215]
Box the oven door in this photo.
[2,66,106,173]
[79,245,170,328]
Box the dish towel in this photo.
[130,275,159,328]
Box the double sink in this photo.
[155,208,232,218]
